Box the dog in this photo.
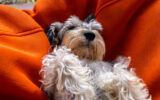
[40,14,151,100]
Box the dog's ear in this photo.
[84,14,95,23]
[45,22,63,48]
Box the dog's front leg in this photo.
[40,46,95,100]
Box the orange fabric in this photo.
[31,0,98,29]
[0,5,49,100]
[0,0,160,100]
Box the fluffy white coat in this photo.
[40,46,151,100]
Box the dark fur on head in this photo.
[45,22,63,48]
[84,14,95,23]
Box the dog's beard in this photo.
[62,30,105,60]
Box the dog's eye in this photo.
[68,26,75,30]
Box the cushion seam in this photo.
[95,0,120,17]
[0,27,44,37]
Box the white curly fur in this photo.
[89,57,151,100]
[40,46,95,100]
[40,46,151,100]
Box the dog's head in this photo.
[46,14,105,60]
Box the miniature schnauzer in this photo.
[40,14,151,100]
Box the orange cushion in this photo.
[31,0,98,29]
[0,5,49,100]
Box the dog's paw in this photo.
[114,56,131,69]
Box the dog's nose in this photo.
[84,31,95,41]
